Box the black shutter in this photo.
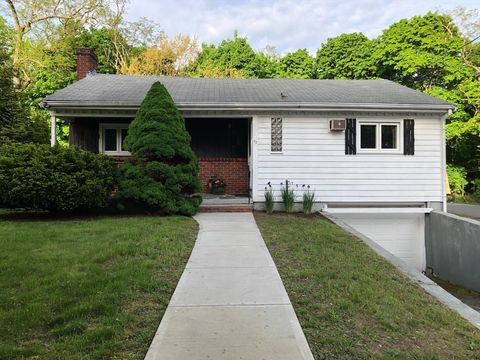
[345,118,356,155]
[404,119,415,155]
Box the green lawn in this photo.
[255,213,480,360]
[0,214,198,359]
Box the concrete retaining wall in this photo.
[425,211,480,292]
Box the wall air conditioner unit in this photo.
[330,119,346,131]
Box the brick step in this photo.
[198,204,253,213]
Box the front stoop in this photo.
[198,203,253,213]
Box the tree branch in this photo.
[5,0,22,30]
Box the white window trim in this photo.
[99,123,131,156]
[357,119,403,154]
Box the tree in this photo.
[118,82,202,215]
[189,32,260,78]
[277,49,316,79]
[3,0,113,85]
[0,17,48,143]
[77,27,123,74]
[373,12,474,91]
[256,46,280,78]
[118,34,198,76]
[316,33,376,79]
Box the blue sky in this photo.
[125,0,479,54]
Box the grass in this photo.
[254,213,480,360]
[0,214,198,359]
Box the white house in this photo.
[43,48,455,271]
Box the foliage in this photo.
[276,49,316,79]
[447,165,469,200]
[472,179,480,198]
[280,180,295,213]
[264,182,274,214]
[373,12,474,91]
[0,215,197,358]
[0,143,116,211]
[119,34,198,76]
[255,213,480,359]
[256,47,280,78]
[117,82,201,215]
[188,32,261,78]
[302,185,315,214]
[316,33,376,79]
[0,27,48,144]
[76,27,123,74]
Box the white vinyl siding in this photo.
[252,115,442,204]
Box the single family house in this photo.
[43,48,455,271]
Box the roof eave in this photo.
[43,100,455,113]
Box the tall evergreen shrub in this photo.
[117,82,201,215]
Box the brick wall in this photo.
[104,156,250,196]
[76,48,98,80]
[199,158,249,195]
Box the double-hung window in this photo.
[358,121,401,153]
[99,124,130,156]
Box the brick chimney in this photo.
[76,48,97,80]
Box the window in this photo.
[360,125,376,149]
[358,121,400,153]
[271,117,282,152]
[99,124,130,155]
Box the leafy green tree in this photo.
[189,32,261,78]
[0,16,48,143]
[316,33,377,79]
[256,46,280,78]
[277,49,316,79]
[118,82,201,215]
[373,12,474,91]
[369,12,480,184]
[76,27,123,74]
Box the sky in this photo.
[125,0,479,54]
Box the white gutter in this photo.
[43,100,455,113]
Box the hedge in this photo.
[0,143,116,212]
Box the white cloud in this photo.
[125,0,479,54]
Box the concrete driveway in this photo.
[447,203,480,219]
[144,212,314,360]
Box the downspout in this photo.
[50,111,57,147]
[440,109,452,212]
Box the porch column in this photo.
[50,112,56,146]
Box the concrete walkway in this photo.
[144,213,314,360]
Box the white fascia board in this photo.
[43,101,455,113]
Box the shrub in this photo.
[472,179,480,198]
[302,185,315,214]
[264,183,274,214]
[280,180,295,213]
[447,165,468,201]
[117,82,201,215]
[0,143,116,211]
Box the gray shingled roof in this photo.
[43,74,453,110]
